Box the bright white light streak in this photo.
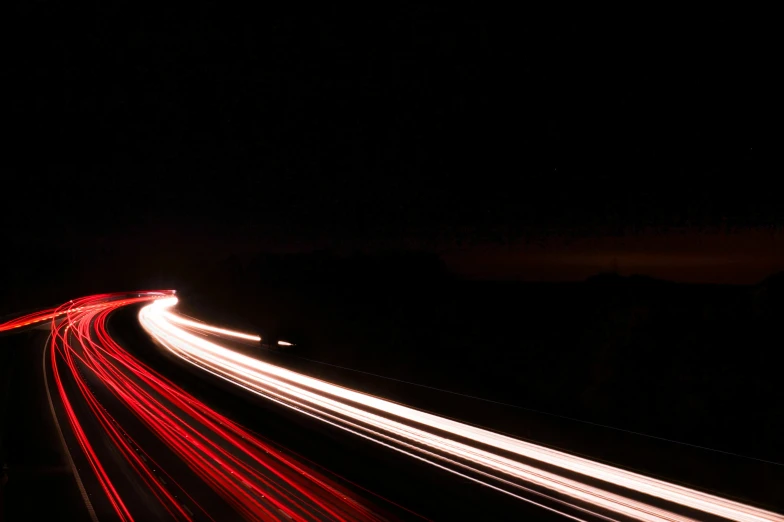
[139,299,784,522]
[277,341,294,347]
[156,298,261,342]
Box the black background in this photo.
[3,6,774,244]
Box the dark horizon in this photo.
[7,223,784,288]
[4,6,775,287]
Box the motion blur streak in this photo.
[160,310,261,342]
[0,307,63,331]
[0,291,171,332]
[140,297,784,522]
[2,292,397,522]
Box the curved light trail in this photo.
[3,292,781,521]
[2,292,401,522]
[0,306,64,331]
[139,297,784,522]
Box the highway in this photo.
[3,292,405,522]
[2,291,783,521]
[140,296,784,522]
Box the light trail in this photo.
[139,297,784,522]
[2,292,401,522]
[0,292,173,332]
[0,306,64,331]
[160,310,261,342]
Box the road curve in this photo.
[139,296,784,522]
[3,292,405,522]
[3,292,783,521]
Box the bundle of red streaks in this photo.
[29,292,395,522]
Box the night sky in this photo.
[4,6,776,283]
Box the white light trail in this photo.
[156,298,261,342]
[139,299,783,522]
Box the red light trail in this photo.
[3,291,782,521]
[2,292,402,521]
